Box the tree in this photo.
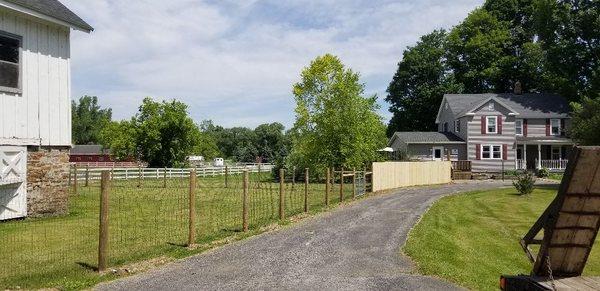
[99,120,136,160]
[192,131,221,160]
[254,123,289,163]
[533,0,600,102]
[446,8,515,93]
[569,95,600,146]
[386,30,462,135]
[290,54,387,170]
[71,96,112,144]
[132,98,202,167]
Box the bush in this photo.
[513,172,536,195]
[537,167,550,178]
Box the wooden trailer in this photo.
[501,146,600,290]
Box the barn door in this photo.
[0,146,27,220]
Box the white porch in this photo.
[515,139,574,171]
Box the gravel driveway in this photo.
[96,181,512,291]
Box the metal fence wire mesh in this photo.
[0,166,371,289]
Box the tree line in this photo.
[72,96,290,167]
[72,54,388,169]
[386,0,599,143]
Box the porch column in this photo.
[523,142,527,170]
[537,144,541,169]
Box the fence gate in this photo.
[0,146,27,220]
[355,171,367,197]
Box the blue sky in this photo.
[62,0,483,128]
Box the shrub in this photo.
[513,172,536,195]
[537,167,550,178]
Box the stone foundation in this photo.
[26,146,70,217]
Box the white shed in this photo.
[0,0,92,219]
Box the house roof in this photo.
[443,93,571,119]
[2,0,93,32]
[70,145,110,155]
[390,132,465,145]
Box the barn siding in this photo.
[467,101,517,172]
[406,144,467,161]
[0,9,71,146]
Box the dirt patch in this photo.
[105,256,174,277]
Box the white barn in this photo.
[0,0,92,220]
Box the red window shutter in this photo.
[523,119,528,137]
[481,116,486,134]
[502,144,508,160]
[475,144,481,160]
[546,119,550,136]
[497,115,503,134]
[560,119,565,136]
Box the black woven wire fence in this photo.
[0,166,371,289]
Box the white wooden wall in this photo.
[0,8,71,146]
[0,146,27,220]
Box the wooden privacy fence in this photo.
[371,161,451,192]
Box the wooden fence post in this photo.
[98,171,110,272]
[279,168,285,220]
[188,169,196,246]
[73,164,78,195]
[352,167,356,199]
[137,166,142,188]
[304,168,309,213]
[325,168,330,206]
[292,166,296,189]
[225,165,229,188]
[242,170,249,232]
[85,165,90,187]
[163,167,167,188]
[339,167,344,202]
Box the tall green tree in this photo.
[254,122,289,163]
[290,54,386,170]
[569,95,600,145]
[386,30,462,135]
[446,8,515,93]
[133,98,202,167]
[71,96,112,144]
[533,0,600,102]
[99,120,136,160]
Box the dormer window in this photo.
[445,102,449,110]
[454,120,460,132]
[488,102,495,110]
[486,116,497,134]
[0,31,22,93]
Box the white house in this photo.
[0,0,92,220]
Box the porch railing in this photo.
[516,159,526,170]
[539,159,568,170]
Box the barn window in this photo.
[0,32,21,92]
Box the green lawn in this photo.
[404,186,600,291]
[0,172,358,290]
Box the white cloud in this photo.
[62,0,483,128]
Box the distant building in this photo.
[70,145,112,163]
[389,89,573,172]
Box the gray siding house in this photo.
[389,91,573,172]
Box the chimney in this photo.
[514,81,523,95]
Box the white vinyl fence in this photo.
[70,164,274,182]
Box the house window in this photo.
[454,120,460,132]
[482,145,502,159]
[550,119,561,136]
[0,32,21,92]
[443,122,449,132]
[552,146,561,160]
[515,119,523,135]
[488,102,495,110]
[486,116,497,134]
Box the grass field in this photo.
[0,171,359,290]
[404,186,600,291]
